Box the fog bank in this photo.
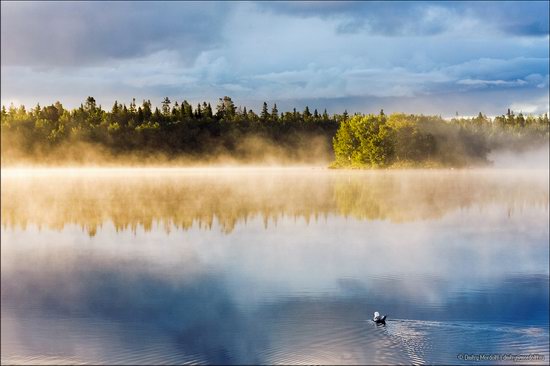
[489,144,549,169]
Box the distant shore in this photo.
[2,97,548,169]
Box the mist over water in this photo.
[1,168,549,364]
[489,145,550,169]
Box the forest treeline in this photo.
[1,96,548,167]
[1,96,338,165]
[333,110,549,168]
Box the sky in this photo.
[1,1,549,116]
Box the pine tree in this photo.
[204,102,213,119]
[303,106,311,120]
[271,103,279,121]
[216,96,235,120]
[84,96,96,112]
[195,103,202,119]
[142,100,152,120]
[161,97,171,115]
[261,102,270,121]
[111,101,120,114]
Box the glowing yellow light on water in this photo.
[0,165,329,177]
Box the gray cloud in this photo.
[1,1,231,67]
[258,1,549,37]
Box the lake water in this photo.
[1,168,549,365]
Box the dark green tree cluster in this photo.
[332,110,549,168]
[453,109,549,151]
[1,96,339,162]
[1,97,548,167]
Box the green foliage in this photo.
[333,111,548,168]
[1,96,547,167]
[333,114,395,168]
[1,97,339,163]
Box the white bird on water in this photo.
[373,311,387,324]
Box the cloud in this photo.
[258,1,549,37]
[510,93,550,115]
[1,2,549,116]
[457,79,528,87]
[444,57,549,81]
[0,1,231,67]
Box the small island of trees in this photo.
[332,110,548,168]
[1,96,548,167]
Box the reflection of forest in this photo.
[1,170,548,236]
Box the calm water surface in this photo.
[1,168,549,365]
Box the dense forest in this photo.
[1,96,338,165]
[332,110,549,168]
[1,96,548,167]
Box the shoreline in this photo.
[1,165,548,177]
